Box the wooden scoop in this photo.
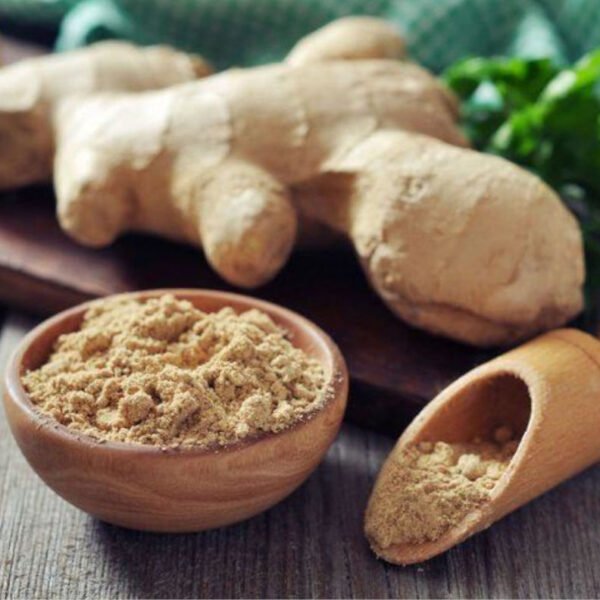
[366,328,600,565]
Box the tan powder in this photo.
[365,427,518,549]
[23,294,327,448]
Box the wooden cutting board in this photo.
[0,34,495,433]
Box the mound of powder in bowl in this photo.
[22,294,327,448]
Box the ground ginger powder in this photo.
[23,294,327,448]
[365,427,518,549]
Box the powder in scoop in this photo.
[365,427,518,549]
[23,294,327,448]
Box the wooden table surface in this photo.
[1,308,599,599]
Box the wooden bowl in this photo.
[3,289,348,532]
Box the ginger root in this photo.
[0,19,584,345]
[286,16,406,65]
[0,41,210,188]
[295,130,583,344]
[53,57,465,284]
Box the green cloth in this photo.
[1,0,599,71]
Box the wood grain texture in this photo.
[1,314,599,599]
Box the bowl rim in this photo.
[4,288,348,457]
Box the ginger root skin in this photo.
[295,131,584,346]
[0,41,210,189]
[286,16,406,65]
[53,58,465,290]
[5,19,585,346]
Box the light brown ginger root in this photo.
[295,131,584,345]
[3,18,585,345]
[286,16,406,65]
[0,41,211,188]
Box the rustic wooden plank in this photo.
[1,314,599,598]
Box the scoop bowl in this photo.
[366,328,600,564]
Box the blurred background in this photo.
[2,0,600,70]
